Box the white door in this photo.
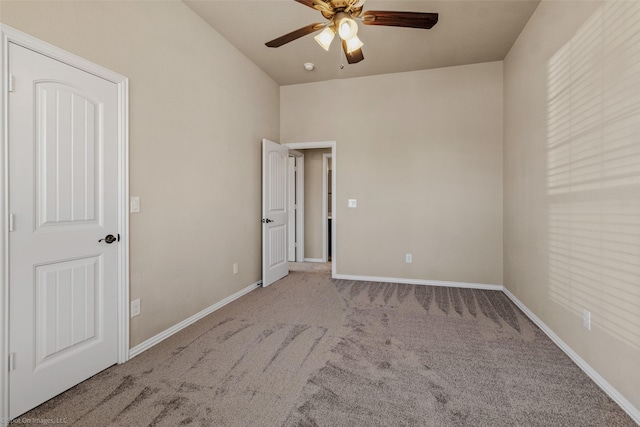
[288,156,296,262]
[8,43,119,418]
[262,139,289,287]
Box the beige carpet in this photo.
[289,261,332,273]
[21,269,636,426]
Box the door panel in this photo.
[268,224,287,268]
[268,150,286,212]
[8,42,119,419]
[262,139,289,287]
[35,256,101,367]
[36,82,99,227]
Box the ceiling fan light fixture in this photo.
[264,2,438,66]
[336,12,358,40]
[345,35,364,53]
[314,26,335,51]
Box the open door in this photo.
[287,150,305,263]
[262,139,289,287]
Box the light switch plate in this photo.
[583,309,591,330]
[130,196,140,213]
[348,199,357,208]
[131,299,141,317]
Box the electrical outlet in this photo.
[406,253,412,263]
[131,299,141,317]
[583,309,591,330]
[233,262,239,275]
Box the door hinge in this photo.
[9,213,15,232]
[8,74,13,92]
[8,353,15,372]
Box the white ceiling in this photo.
[184,0,540,86]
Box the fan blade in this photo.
[361,11,438,29]
[265,23,324,48]
[296,0,334,15]
[295,0,317,9]
[342,39,364,64]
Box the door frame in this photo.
[322,153,331,263]
[283,142,336,278]
[288,150,305,262]
[0,25,130,424]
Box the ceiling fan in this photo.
[265,0,439,64]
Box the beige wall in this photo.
[303,148,331,260]
[1,1,280,347]
[504,0,640,410]
[282,62,504,285]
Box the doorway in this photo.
[283,142,336,278]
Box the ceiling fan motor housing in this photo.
[319,0,364,19]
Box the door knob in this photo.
[98,234,119,244]
[261,218,274,223]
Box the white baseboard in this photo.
[303,258,325,263]
[502,288,640,425]
[333,273,504,291]
[128,280,261,359]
